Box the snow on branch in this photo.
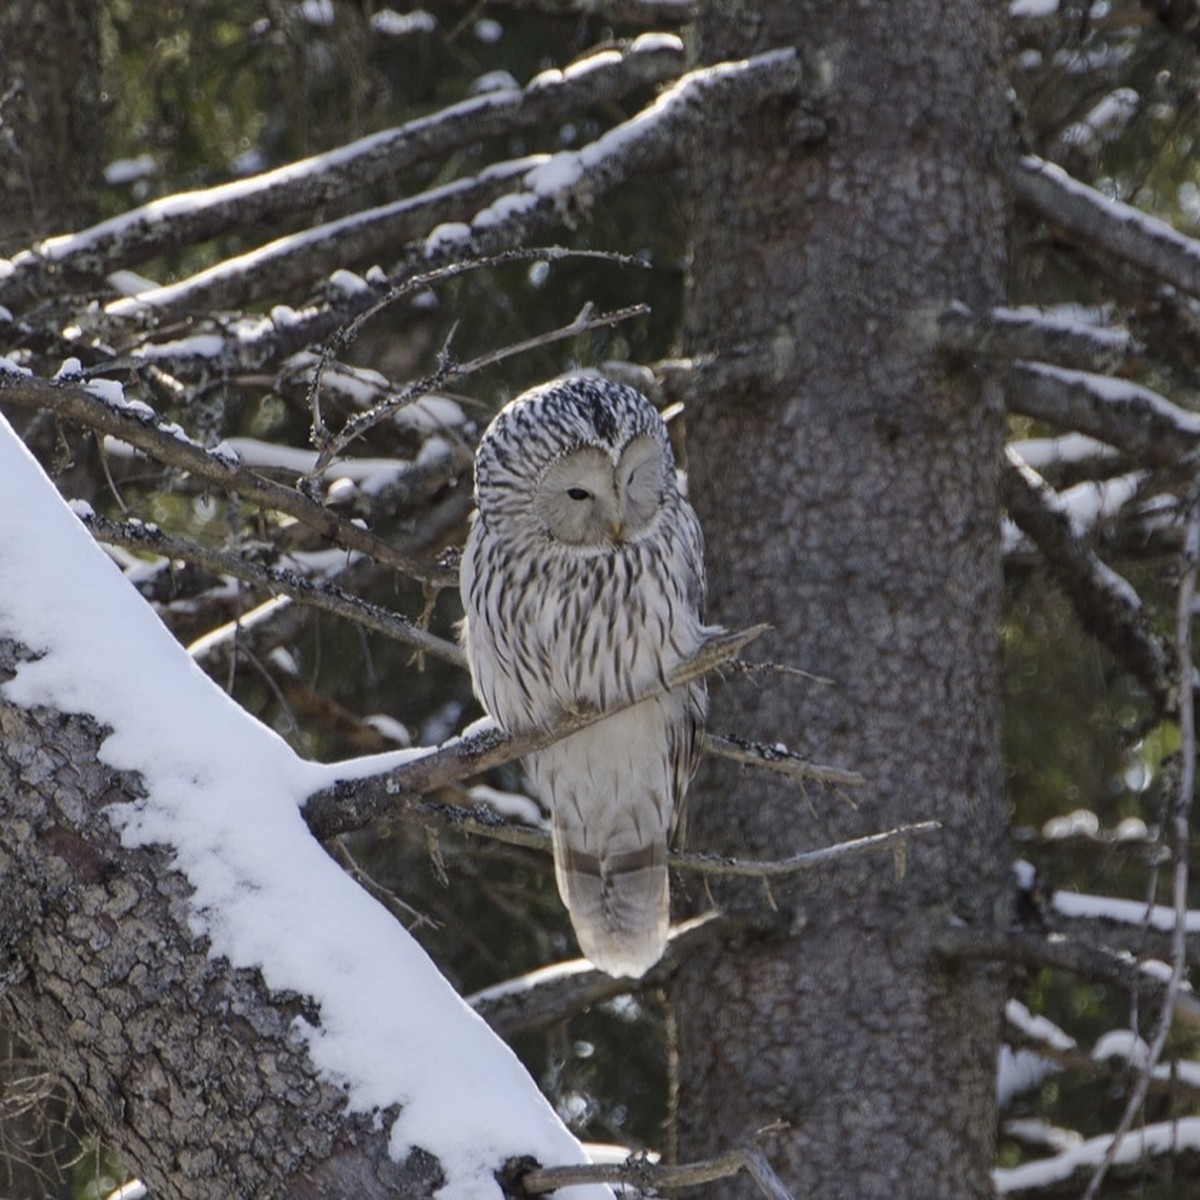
[1012,154,1200,301]
[938,303,1142,375]
[0,370,455,588]
[1010,360,1200,467]
[0,34,687,308]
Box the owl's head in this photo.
[473,377,678,549]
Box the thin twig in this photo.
[705,732,866,789]
[1080,479,1200,1200]
[312,297,649,469]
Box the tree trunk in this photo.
[672,2,1009,1196]
[0,641,442,1200]
[0,0,104,248]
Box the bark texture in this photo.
[0,640,443,1200]
[672,2,1009,1196]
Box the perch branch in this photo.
[302,625,770,837]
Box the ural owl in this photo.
[460,377,709,977]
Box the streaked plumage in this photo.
[460,377,709,977]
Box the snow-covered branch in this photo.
[0,370,455,588]
[1011,154,1200,301]
[1010,360,1200,468]
[938,304,1142,375]
[1002,451,1171,704]
[0,34,688,308]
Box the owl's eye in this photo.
[566,487,591,501]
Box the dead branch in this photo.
[515,1128,795,1200]
[705,731,866,789]
[934,925,1200,1031]
[0,372,455,588]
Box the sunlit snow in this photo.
[0,413,608,1200]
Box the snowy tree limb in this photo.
[0,35,688,308]
[937,304,1142,375]
[1011,154,1200,301]
[1010,360,1200,468]
[0,372,456,588]
[1080,479,1200,1200]
[80,512,465,666]
[1002,451,1172,704]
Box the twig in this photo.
[671,821,939,877]
[705,732,866,789]
[80,512,465,666]
[516,1127,795,1199]
[312,298,650,468]
[1080,478,1200,1200]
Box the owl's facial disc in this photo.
[534,438,664,548]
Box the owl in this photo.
[460,376,709,978]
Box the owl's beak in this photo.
[609,515,624,542]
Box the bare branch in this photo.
[1011,154,1200,301]
[0,372,456,587]
[0,35,687,308]
[1080,479,1200,1200]
[934,925,1200,1031]
[1002,451,1172,705]
[81,512,465,666]
[1009,360,1200,468]
[516,1129,795,1200]
[705,731,866,789]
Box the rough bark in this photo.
[671,2,1009,1197]
[0,641,444,1200]
[0,0,104,248]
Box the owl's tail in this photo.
[552,816,669,978]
